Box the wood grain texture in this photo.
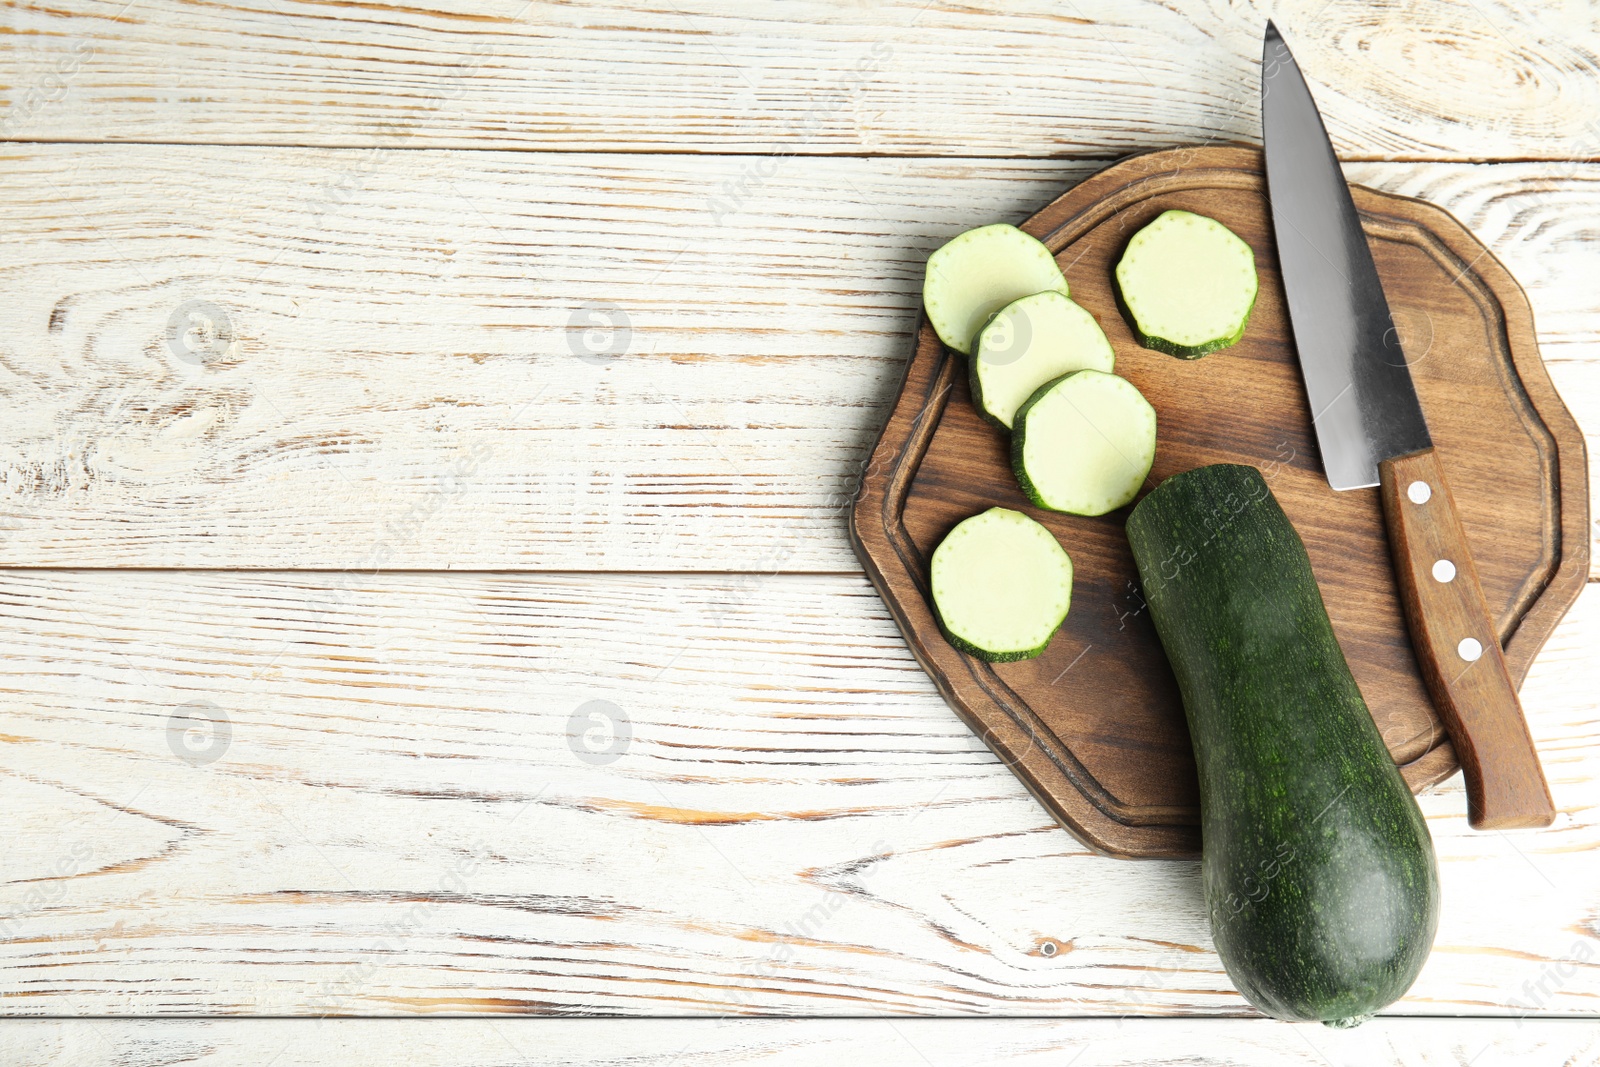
[0,569,1595,1016]
[851,146,1586,857]
[2,0,1599,159]
[1,0,1596,1036]
[0,147,1598,572]
[4,1018,1600,1066]
[1380,447,1555,830]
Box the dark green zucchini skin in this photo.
[1126,464,1439,1026]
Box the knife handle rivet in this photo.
[1432,559,1457,583]
[1458,637,1483,663]
[1407,480,1432,504]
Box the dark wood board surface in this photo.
[849,146,1590,859]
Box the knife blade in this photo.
[1261,21,1554,829]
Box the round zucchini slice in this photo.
[1012,370,1157,516]
[930,507,1073,663]
[971,291,1115,430]
[1115,209,1258,358]
[923,223,1068,355]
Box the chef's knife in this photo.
[1261,21,1554,829]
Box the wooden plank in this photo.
[0,147,1596,571]
[0,569,1594,1015]
[4,1018,1600,1066]
[3,0,1599,160]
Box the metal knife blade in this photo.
[1261,20,1431,491]
[1260,21,1555,830]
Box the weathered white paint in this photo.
[0,148,1595,570]
[4,1018,1600,1066]
[1,0,1598,159]
[2,0,1597,1042]
[0,571,1593,1016]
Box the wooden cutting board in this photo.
[849,146,1590,859]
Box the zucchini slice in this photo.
[1115,209,1258,358]
[923,223,1068,354]
[971,291,1115,430]
[930,507,1073,662]
[1011,370,1156,516]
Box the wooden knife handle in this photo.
[1378,446,1555,829]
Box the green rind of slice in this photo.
[969,291,1115,430]
[923,223,1069,355]
[1114,209,1258,358]
[1116,285,1256,360]
[930,507,1073,663]
[1011,370,1158,516]
[938,625,1057,664]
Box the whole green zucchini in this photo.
[1126,464,1439,1027]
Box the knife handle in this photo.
[1378,446,1555,830]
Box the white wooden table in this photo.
[1,1,1598,1062]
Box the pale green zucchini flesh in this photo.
[1011,370,1157,516]
[930,507,1073,662]
[1115,209,1258,358]
[971,291,1115,430]
[923,223,1069,355]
